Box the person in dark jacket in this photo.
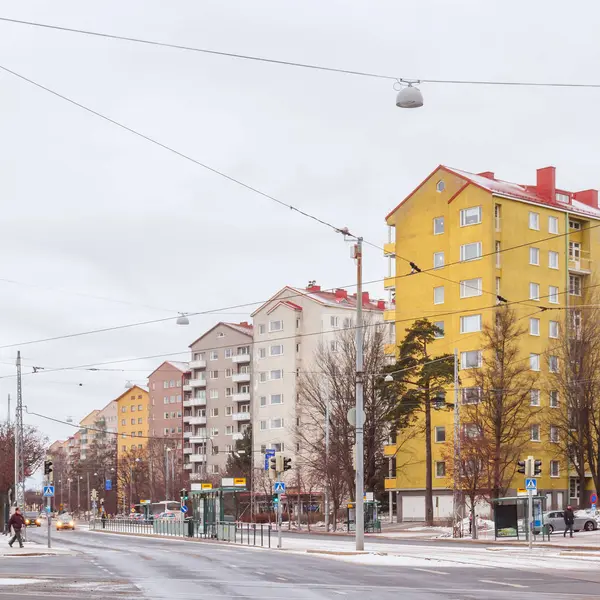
[8,508,25,548]
[563,505,575,538]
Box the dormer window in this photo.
[556,192,570,203]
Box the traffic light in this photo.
[525,455,535,477]
[275,453,284,473]
[272,493,279,507]
[534,459,542,476]
[180,488,188,504]
[517,460,526,474]
[283,456,292,472]
[269,455,277,480]
[44,460,53,481]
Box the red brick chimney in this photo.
[306,283,321,292]
[335,289,348,299]
[239,321,250,327]
[536,167,556,200]
[377,300,386,310]
[361,292,370,306]
[574,189,599,209]
[477,171,495,179]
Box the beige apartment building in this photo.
[183,322,253,480]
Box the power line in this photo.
[2,16,600,89]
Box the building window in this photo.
[258,324,266,335]
[330,340,339,353]
[273,442,284,452]
[210,351,218,361]
[436,180,445,192]
[549,286,559,304]
[433,286,445,305]
[530,353,540,371]
[549,356,559,373]
[164,381,169,389]
[131,418,135,425]
[529,247,540,266]
[210,370,219,379]
[460,242,482,262]
[531,424,541,442]
[209,389,219,399]
[224,348,233,359]
[569,219,581,230]
[269,320,283,332]
[461,387,481,404]
[549,216,559,234]
[270,369,283,380]
[549,321,559,339]
[550,390,559,408]
[210,428,219,437]
[225,368,232,378]
[435,461,446,478]
[271,418,284,429]
[529,318,540,336]
[330,316,340,328]
[529,283,540,301]
[550,460,560,478]
[217,332,225,339]
[435,426,446,443]
[210,408,219,417]
[260,420,268,431]
[433,321,444,338]
[121,419,126,426]
[530,390,541,407]
[433,252,445,269]
[225,406,232,416]
[549,251,559,269]
[210,465,220,475]
[495,241,501,268]
[529,211,540,230]
[460,314,481,333]
[460,278,482,298]
[433,216,444,235]
[550,425,559,443]
[270,394,283,405]
[460,351,482,370]
[138,404,143,411]
[138,417,143,424]
[131,405,136,412]
[259,372,267,383]
[494,204,501,231]
[460,206,482,227]
[569,275,582,296]
[225,426,233,435]
[270,345,283,356]
[260,396,267,407]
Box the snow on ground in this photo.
[0,579,48,585]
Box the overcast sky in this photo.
[0,0,599,451]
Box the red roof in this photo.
[266,300,303,315]
[386,165,600,221]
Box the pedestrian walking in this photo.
[8,508,25,548]
[563,505,575,538]
[101,511,107,529]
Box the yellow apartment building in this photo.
[383,165,600,521]
[116,385,150,460]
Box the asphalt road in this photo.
[0,525,594,599]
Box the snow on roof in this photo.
[287,287,385,311]
[166,361,190,373]
[224,322,254,336]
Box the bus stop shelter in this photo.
[491,495,548,541]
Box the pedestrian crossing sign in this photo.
[525,478,537,490]
[43,485,54,497]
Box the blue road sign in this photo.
[43,485,54,497]
[180,505,188,514]
[592,503,597,511]
[591,493,598,504]
[45,505,51,513]
[525,478,537,490]
[105,479,112,491]
[273,481,285,493]
[264,449,276,471]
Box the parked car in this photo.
[544,511,597,533]
[56,514,75,531]
[24,512,41,527]
[156,511,177,519]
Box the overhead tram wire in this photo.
[2,16,600,89]
[1,280,592,383]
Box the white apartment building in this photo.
[251,283,387,476]
[183,322,253,481]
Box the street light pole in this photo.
[165,447,170,501]
[324,396,330,532]
[77,477,82,516]
[67,478,71,511]
[87,471,90,514]
[354,237,365,552]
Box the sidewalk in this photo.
[0,540,72,557]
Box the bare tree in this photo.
[297,319,393,525]
[465,306,538,500]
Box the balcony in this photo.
[384,477,397,491]
[189,359,207,370]
[232,412,251,421]
[383,444,396,458]
[183,432,192,439]
[183,384,192,392]
[384,276,395,289]
[190,454,207,463]
[190,472,203,481]
[568,257,592,275]
[233,392,251,402]
[183,447,193,454]
[232,433,243,441]
[183,397,206,408]
[383,242,395,257]
[185,416,207,426]
[232,354,251,364]
[189,378,207,388]
[232,372,251,384]
[184,463,192,471]
[190,435,207,445]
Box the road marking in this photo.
[333,592,347,596]
[413,568,450,575]
[277,577,288,581]
[479,579,528,588]
[255,571,265,576]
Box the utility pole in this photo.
[77,477,81,516]
[14,353,25,511]
[86,471,90,515]
[324,396,330,532]
[165,447,170,501]
[452,349,461,536]
[353,238,365,552]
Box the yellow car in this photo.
[24,512,41,527]
[56,514,75,531]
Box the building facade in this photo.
[148,361,188,442]
[183,322,253,480]
[384,165,600,520]
[78,410,100,462]
[116,385,150,459]
[250,283,387,478]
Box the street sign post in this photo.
[592,503,597,511]
[591,493,598,505]
[180,505,188,514]
[43,485,55,497]
[525,478,537,491]
[525,478,537,551]
[264,449,275,471]
[273,481,286,549]
[105,479,112,491]
[273,481,285,493]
